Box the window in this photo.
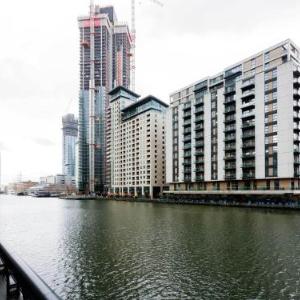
[265,52,270,61]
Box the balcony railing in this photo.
[242,131,255,139]
[195,124,204,131]
[0,243,60,300]
[224,125,236,133]
[242,161,255,168]
[183,102,191,110]
[195,107,204,113]
[242,121,255,129]
[241,89,255,99]
[224,86,236,95]
[195,116,204,123]
[242,152,255,159]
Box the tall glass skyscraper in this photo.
[62,114,78,180]
[78,5,131,193]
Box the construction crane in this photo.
[130,0,163,91]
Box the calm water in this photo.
[1,195,300,299]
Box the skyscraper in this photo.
[62,114,78,180]
[78,3,131,193]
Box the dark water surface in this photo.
[1,195,300,299]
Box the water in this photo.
[1,195,300,299]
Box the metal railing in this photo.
[0,243,60,300]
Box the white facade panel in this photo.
[178,104,184,182]
[165,108,173,184]
[277,62,294,178]
[255,72,266,179]
[235,81,243,180]
[217,88,225,180]
[204,93,211,181]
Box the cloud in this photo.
[0,142,9,152]
[32,138,55,147]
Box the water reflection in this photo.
[1,196,300,299]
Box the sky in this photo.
[0,0,300,185]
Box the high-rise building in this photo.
[78,4,131,194]
[109,86,168,199]
[62,114,78,180]
[166,39,300,192]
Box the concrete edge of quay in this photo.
[60,191,300,210]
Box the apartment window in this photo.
[265,52,270,62]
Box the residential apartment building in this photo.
[62,114,78,182]
[109,86,168,199]
[78,5,131,194]
[166,39,300,191]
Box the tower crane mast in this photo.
[130,0,163,91]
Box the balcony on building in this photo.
[224,125,236,133]
[224,154,236,161]
[183,135,191,142]
[225,143,236,151]
[242,140,255,149]
[194,167,204,172]
[194,80,208,93]
[224,163,236,171]
[195,106,204,114]
[294,100,300,111]
[242,130,255,140]
[294,78,300,89]
[184,175,192,182]
[294,124,300,132]
[183,102,191,110]
[224,95,236,104]
[241,89,255,100]
[224,115,236,124]
[241,109,255,120]
[195,115,204,123]
[224,134,236,142]
[242,152,255,159]
[241,77,255,90]
[195,157,204,164]
[195,124,204,131]
[241,99,255,109]
[184,151,192,158]
[242,160,255,168]
[294,89,300,100]
[242,172,255,179]
[225,173,236,180]
[195,132,204,139]
[183,143,192,150]
[195,140,204,148]
[184,128,192,134]
[224,85,236,96]
[195,149,204,156]
[224,105,236,114]
[294,112,300,121]
[294,67,300,78]
[195,98,204,106]
[195,174,204,182]
[183,111,191,118]
[242,120,255,129]
[182,159,192,166]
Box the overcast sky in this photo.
[0,0,299,184]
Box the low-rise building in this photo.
[109,86,168,199]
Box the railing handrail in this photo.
[0,243,60,300]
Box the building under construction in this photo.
[78,4,131,193]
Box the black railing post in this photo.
[0,243,60,300]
